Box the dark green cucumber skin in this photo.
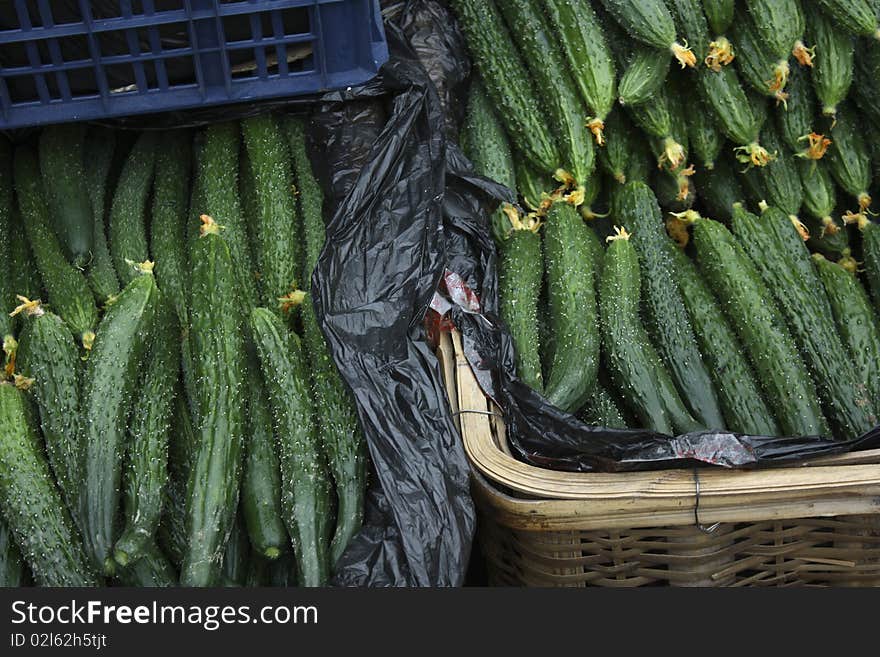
[732,205,874,437]
[8,209,42,334]
[542,0,616,123]
[815,0,880,38]
[670,245,780,435]
[693,217,829,436]
[757,123,804,217]
[241,357,287,560]
[733,7,790,98]
[599,237,699,434]
[250,308,332,588]
[500,230,544,392]
[0,138,13,339]
[599,110,633,183]
[449,0,560,174]
[543,202,601,413]
[776,63,817,153]
[687,96,725,170]
[14,145,97,347]
[626,84,676,141]
[461,78,517,245]
[827,104,873,205]
[598,0,678,50]
[39,124,94,267]
[807,3,855,116]
[853,40,880,128]
[798,160,849,257]
[245,554,270,587]
[703,0,735,35]
[220,511,251,587]
[744,0,803,60]
[693,152,746,223]
[150,130,193,326]
[497,0,594,187]
[515,159,558,211]
[286,117,367,567]
[114,542,177,587]
[864,222,880,312]
[618,46,671,107]
[665,0,711,62]
[114,300,179,566]
[109,132,158,285]
[814,254,880,410]
[698,65,763,146]
[182,232,247,587]
[199,122,258,305]
[0,382,99,586]
[158,393,197,569]
[84,127,121,303]
[16,310,82,516]
[623,136,653,184]
[0,517,29,586]
[81,274,159,573]
[615,182,724,429]
[580,384,629,429]
[653,167,694,213]
[242,116,299,310]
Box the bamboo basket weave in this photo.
[437,330,880,587]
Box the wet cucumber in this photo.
[815,0,880,39]
[498,0,594,189]
[15,304,82,516]
[827,104,874,214]
[0,138,12,341]
[109,132,158,285]
[84,128,120,303]
[756,122,804,218]
[0,517,28,586]
[687,96,725,170]
[775,64,828,159]
[806,3,855,118]
[181,220,247,587]
[7,209,42,334]
[515,158,561,214]
[220,510,251,587]
[669,239,780,435]
[543,0,616,143]
[543,200,601,413]
[461,77,517,245]
[703,0,735,36]
[449,0,561,174]
[580,384,629,429]
[614,182,723,429]
[853,39,880,127]
[250,308,332,587]
[14,145,97,350]
[732,7,791,102]
[114,300,178,567]
[693,151,746,222]
[858,219,880,312]
[732,205,874,437]
[0,381,99,586]
[598,0,697,67]
[626,85,687,171]
[692,215,829,436]
[598,110,633,184]
[598,229,700,434]
[81,271,159,574]
[114,542,177,587]
[150,130,193,326]
[618,46,672,107]
[813,254,880,409]
[665,0,711,63]
[798,159,849,257]
[158,393,197,569]
[744,0,804,61]
[39,124,94,267]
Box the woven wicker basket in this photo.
[437,330,880,587]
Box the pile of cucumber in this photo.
[454,0,880,437]
[0,117,367,587]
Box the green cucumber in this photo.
[181,223,247,587]
[580,384,629,429]
[827,103,874,214]
[84,127,121,303]
[0,381,98,586]
[703,0,735,36]
[109,132,158,285]
[858,219,880,312]
[0,138,12,341]
[814,0,880,39]
[691,214,829,436]
[598,110,633,184]
[756,122,804,218]
[461,77,517,245]
[853,40,880,128]
[250,307,332,587]
[623,135,654,184]
[543,200,601,412]
[150,130,193,326]
[38,124,94,267]
[114,300,178,567]
[618,46,672,107]
[14,145,97,350]
[687,96,725,170]
[669,239,780,434]
[598,0,697,66]
[744,0,804,61]
[732,205,873,437]
[654,166,696,214]
[599,230,700,434]
[542,0,617,143]
[115,542,177,587]
[626,85,687,171]
[81,271,159,574]
[220,510,250,587]
[806,3,855,118]
[242,116,300,310]
[15,304,82,515]
[799,159,849,257]
[0,517,29,586]
[693,151,746,222]
[7,208,42,332]
[814,253,880,409]
[515,158,560,213]
[775,63,827,159]
[614,182,723,429]
[665,0,711,62]
[733,7,791,102]
[449,0,561,174]
[158,393,197,569]
[497,0,594,188]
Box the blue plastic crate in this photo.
[0,0,388,129]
